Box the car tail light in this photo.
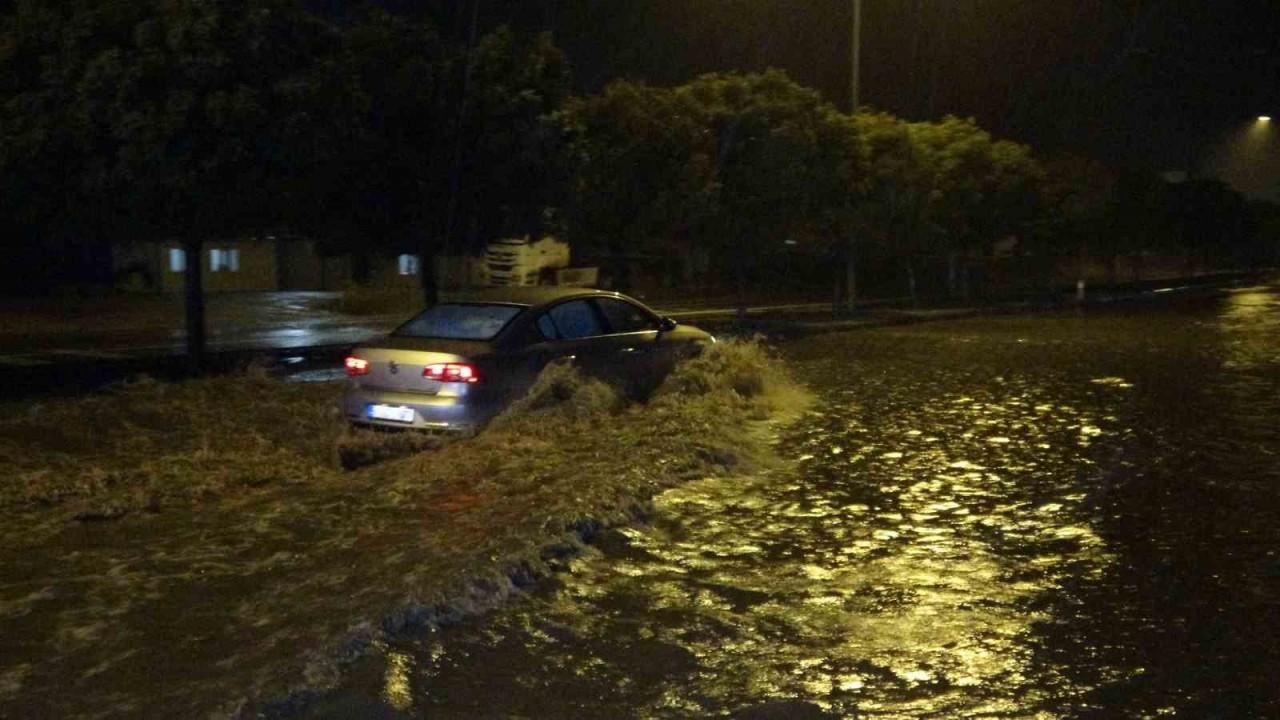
[344,356,370,377]
[423,363,480,383]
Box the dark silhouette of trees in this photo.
[1,0,337,364]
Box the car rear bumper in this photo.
[342,385,492,432]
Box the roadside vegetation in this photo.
[5,1,1277,358]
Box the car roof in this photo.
[439,286,628,308]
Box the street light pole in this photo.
[842,0,864,313]
[851,0,863,113]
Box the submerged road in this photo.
[0,290,838,378]
[302,279,1280,717]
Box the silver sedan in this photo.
[342,287,714,432]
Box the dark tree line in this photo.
[1,0,566,363]
[2,1,1277,364]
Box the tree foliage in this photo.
[1,0,569,326]
[4,2,1271,312]
[1,0,339,358]
[561,70,859,295]
[459,27,569,245]
[681,71,855,271]
[275,5,454,274]
[559,79,715,284]
[290,14,568,297]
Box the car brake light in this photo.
[344,356,370,376]
[423,363,480,383]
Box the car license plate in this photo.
[368,404,416,423]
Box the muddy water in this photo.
[301,282,1280,718]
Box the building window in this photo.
[398,254,420,276]
[168,248,186,273]
[210,248,240,272]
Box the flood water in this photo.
[301,281,1280,718]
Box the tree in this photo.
[560,69,854,303]
[0,0,136,294]
[457,27,570,250]
[786,110,862,312]
[840,113,1044,304]
[559,79,716,289]
[1,0,338,365]
[679,70,854,312]
[848,111,933,304]
[299,16,569,304]
[287,8,450,293]
[1166,179,1250,274]
[903,116,1043,300]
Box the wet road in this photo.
[0,292,397,361]
[302,281,1280,718]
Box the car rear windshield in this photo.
[394,303,524,340]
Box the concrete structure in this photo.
[114,235,574,294]
[116,237,352,293]
[115,238,282,292]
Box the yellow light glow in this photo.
[1260,116,1272,123]
[381,650,414,711]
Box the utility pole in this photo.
[842,0,864,314]
[545,0,558,37]
[432,0,481,305]
[850,0,863,113]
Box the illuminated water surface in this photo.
[304,281,1280,718]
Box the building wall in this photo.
[121,231,524,294]
[368,255,422,289]
[320,255,353,290]
[157,239,279,292]
[358,254,487,290]
[276,239,324,290]
[436,255,489,289]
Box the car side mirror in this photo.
[658,316,678,333]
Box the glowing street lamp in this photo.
[1259,116,1272,123]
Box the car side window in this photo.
[535,313,559,340]
[594,298,657,334]
[547,300,603,340]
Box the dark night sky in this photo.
[456,0,1279,194]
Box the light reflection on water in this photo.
[303,280,1280,719]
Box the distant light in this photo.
[1260,116,1273,123]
